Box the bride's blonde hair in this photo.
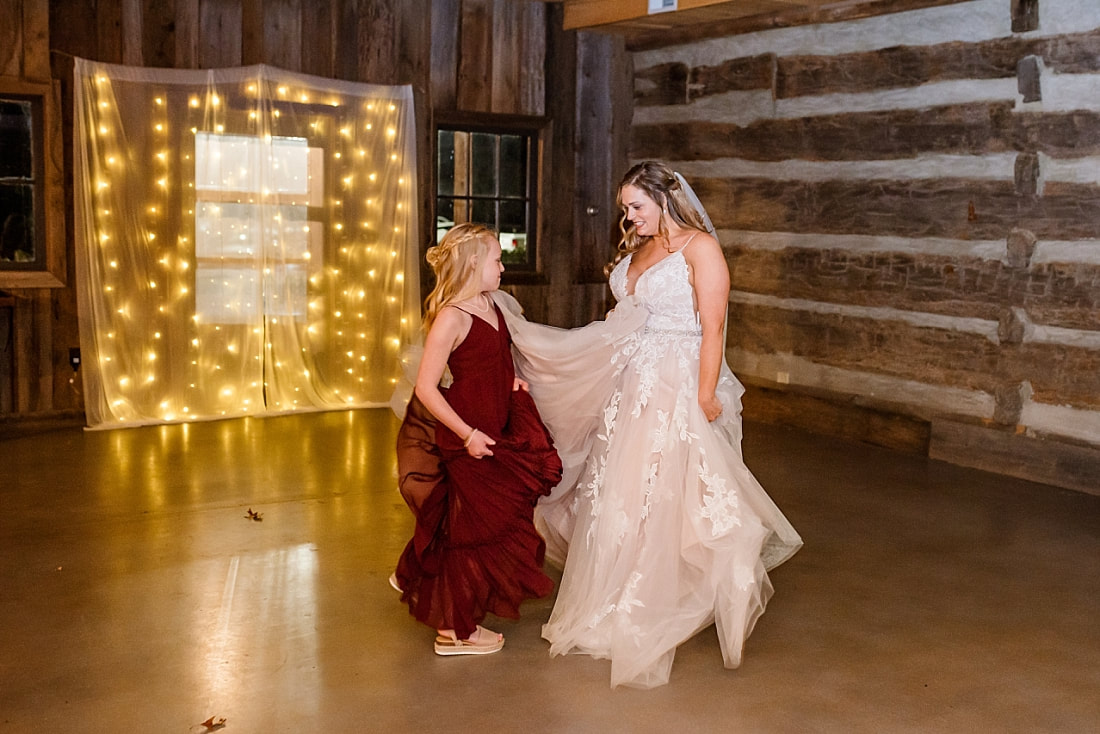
[423,223,497,331]
[615,161,709,257]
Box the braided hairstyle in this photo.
[422,222,498,331]
[615,161,709,257]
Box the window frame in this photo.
[433,112,550,284]
[0,77,65,288]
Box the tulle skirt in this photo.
[494,291,802,689]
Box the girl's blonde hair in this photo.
[615,161,709,257]
[422,223,497,330]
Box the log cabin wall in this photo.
[0,0,628,431]
[631,0,1100,494]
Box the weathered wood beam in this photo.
[563,0,795,31]
[728,301,1100,410]
[635,30,1100,105]
[624,0,969,51]
[742,382,932,455]
[780,30,1100,99]
[727,246,1100,332]
[696,176,1100,241]
[632,103,1100,161]
[930,419,1100,497]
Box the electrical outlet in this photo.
[776,371,789,384]
[69,348,81,372]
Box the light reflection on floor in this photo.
[0,409,1097,732]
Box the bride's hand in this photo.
[513,377,529,392]
[699,393,723,422]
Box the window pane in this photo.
[471,198,495,226]
[263,265,308,318]
[437,130,455,196]
[498,135,525,198]
[194,133,310,195]
[435,121,539,271]
[471,133,497,196]
[499,199,525,235]
[436,198,454,242]
[194,266,262,324]
[499,200,527,265]
[196,202,261,258]
[0,100,33,179]
[0,183,34,262]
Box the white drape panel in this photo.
[73,60,420,428]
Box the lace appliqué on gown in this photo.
[489,262,803,689]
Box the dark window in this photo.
[435,116,546,272]
[0,99,38,266]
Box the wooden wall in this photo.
[631,0,1100,493]
[1,0,630,430]
[0,0,79,428]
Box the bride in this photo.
[493,160,802,689]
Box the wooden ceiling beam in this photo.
[561,0,801,31]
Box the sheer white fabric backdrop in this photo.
[73,60,420,428]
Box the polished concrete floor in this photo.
[1,409,1097,734]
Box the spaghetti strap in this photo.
[670,231,699,254]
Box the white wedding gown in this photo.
[492,248,802,689]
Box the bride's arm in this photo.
[685,233,730,422]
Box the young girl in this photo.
[392,223,562,655]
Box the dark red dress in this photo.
[394,304,561,639]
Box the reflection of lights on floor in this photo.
[202,544,318,710]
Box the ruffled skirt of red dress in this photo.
[394,390,561,639]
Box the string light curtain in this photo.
[73,60,420,429]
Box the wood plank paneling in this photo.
[456,0,492,111]
[23,0,50,80]
[96,0,124,63]
[174,0,199,67]
[0,0,22,77]
[241,0,263,65]
[334,0,359,81]
[48,0,99,62]
[358,0,397,84]
[142,0,176,68]
[491,0,519,113]
[544,1,579,326]
[300,0,333,77]
[518,0,545,116]
[574,31,625,284]
[430,0,460,110]
[198,0,243,68]
[121,0,142,65]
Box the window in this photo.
[193,132,323,324]
[435,114,548,274]
[0,79,64,287]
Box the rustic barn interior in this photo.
[1,0,1098,730]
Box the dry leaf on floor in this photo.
[200,715,226,730]
[245,508,263,521]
